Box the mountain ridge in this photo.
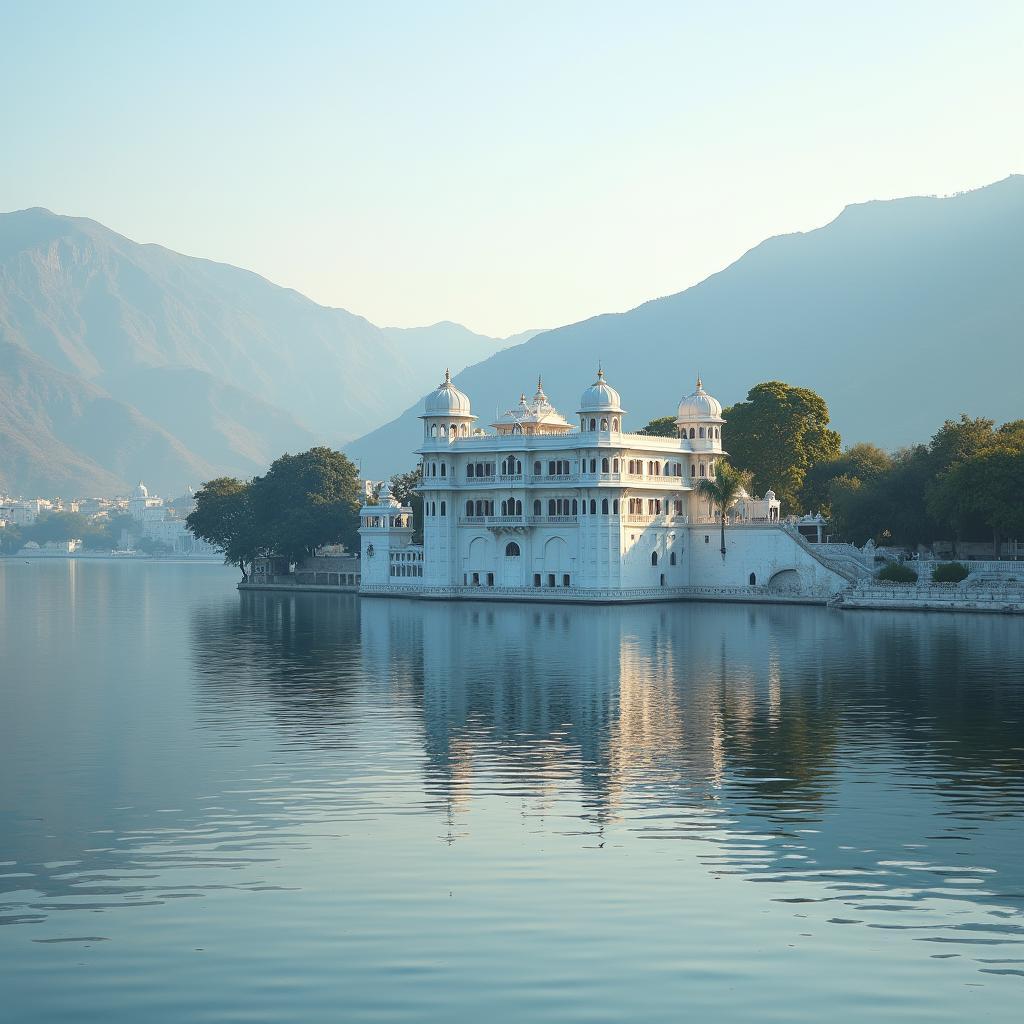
[347,176,1024,476]
[0,208,532,493]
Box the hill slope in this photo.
[0,208,527,493]
[348,177,1024,476]
[0,340,215,496]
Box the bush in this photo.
[877,561,918,583]
[932,561,969,583]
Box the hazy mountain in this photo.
[0,340,215,496]
[103,366,318,479]
[0,209,529,440]
[381,321,538,385]
[0,208,532,494]
[348,176,1024,477]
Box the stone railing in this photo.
[782,524,869,583]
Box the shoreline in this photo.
[238,579,1024,614]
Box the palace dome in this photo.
[133,481,149,498]
[423,369,472,417]
[577,368,623,414]
[676,377,723,422]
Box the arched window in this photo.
[533,461,541,476]
[515,500,522,515]
[601,457,609,472]
[467,464,475,477]
[475,500,484,515]
[589,418,597,431]
[506,542,521,557]
[612,499,619,514]
[714,428,720,439]
[465,501,473,516]
[581,418,587,430]
[548,499,556,515]
[589,458,596,473]
[613,458,619,472]
[460,424,468,436]
[670,552,677,566]
[440,501,446,516]
[516,460,522,474]
[651,551,659,566]
[533,499,542,515]
[700,463,706,477]
[450,424,456,437]
[440,463,446,476]
[699,426,706,438]
[689,427,695,439]
[749,572,757,586]
[590,499,597,514]
[602,498,609,514]
[572,498,578,514]
[600,417,608,430]
[690,464,696,477]
[612,418,619,431]
[431,424,438,437]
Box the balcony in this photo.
[457,515,579,528]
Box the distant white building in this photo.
[0,499,49,526]
[358,369,860,602]
[128,481,166,522]
[125,481,220,557]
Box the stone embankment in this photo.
[832,580,1024,614]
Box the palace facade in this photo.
[358,369,857,602]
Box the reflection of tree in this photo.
[189,591,371,743]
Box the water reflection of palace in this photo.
[358,598,1024,900]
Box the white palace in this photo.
[358,370,866,603]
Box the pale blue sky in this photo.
[2,1,1021,335]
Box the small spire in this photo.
[596,362,604,381]
[444,368,452,385]
[696,373,703,390]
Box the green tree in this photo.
[20,510,126,550]
[695,462,753,557]
[251,447,361,562]
[638,415,678,438]
[187,477,260,578]
[723,381,841,514]
[389,466,424,544]
[0,524,23,555]
[925,416,1004,549]
[800,442,892,515]
[938,441,1024,556]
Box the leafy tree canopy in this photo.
[638,415,678,438]
[801,442,892,515]
[723,381,840,514]
[390,467,423,544]
[186,477,259,577]
[251,447,361,562]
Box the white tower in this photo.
[358,482,414,587]
[418,370,474,586]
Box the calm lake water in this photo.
[1,560,1023,1022]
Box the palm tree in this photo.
[696,462,752,557]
